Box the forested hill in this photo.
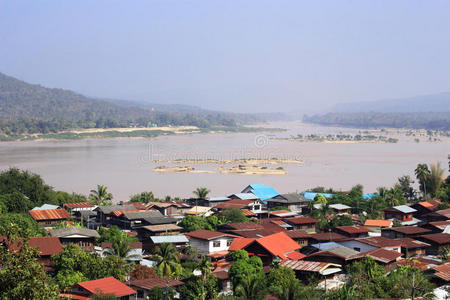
[0,72,265,135]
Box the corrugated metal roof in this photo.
[281,260,339,272]
[142,224,182,232]
[29,208,71,221]
[229,193,260,200]
[329,204,351,210]
[311,242,341,251]
[50,227,100,238]
[207,197,231,202]
[63,202,94,209]
[150,235,189,244]
[248,184,279,201]
[392,205,417,214]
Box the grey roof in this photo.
[267,193,308,204]
[316,246,359,259]
[229,193,259,200]
[330,204,352,210]
[96,205,136,214]
[150,235,189,244]
[144,217,177,225]
[122,210,164,220]
[393,205,417,214]
[50,227,100,238]
[207,197,231,202]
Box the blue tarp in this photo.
[303,192,334,200]
[363,193,378,200]
[248,184,280,201]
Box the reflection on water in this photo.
[0,122,448,201]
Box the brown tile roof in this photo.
[428,220,450,231]
[284,216,319,225]
[335,225,371,234]
[396,257,441,271]
[215,200,253,209]
[434,208,450,219]
[363,248,402,263]
[418,233,450,245]
[111,209,143,217]
[28,237,63,256]
[63,202,94,209]
[228,229,275,238]
[286,229,310,239]
[393,237,430,249]
[128,278,184,290]
[142,224,182,233]
[432,263,450,281]
[29,209,71,221]
[356,236,402,248]
[125,202,148,210]
[364,219,392,227]
[225,222,263,230]
[309,232,347,242]
[388,226,431,235]
[185,229,236,240]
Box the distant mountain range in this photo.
[0,72,281,135]
[332,92,450,113]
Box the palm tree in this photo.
[193,187,210,199]
[153,243,181,278]
[235,275,267,300]
[104,238,142,261]
[415,164,430,198]
[197,256,212,300]
[428,162,445,197]
[89,185,113,205]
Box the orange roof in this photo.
[112,209,143,217]
[241,209,256,217]
[257,232,301,259]
[364,219,393,227]
[285,251,306,261]
[418,200,441,210]
[29,209,71,221]
[433,263,450,281]
[76,277,136,297]
[228,237,255,251]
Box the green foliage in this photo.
[97,226,138,244]
[129,191,155,203]
[0,191,33,213]
[193,187,210,199]
[235,274,267,300]
[147,286,176,300]
[228,250,264,293]
[220,207,249,223]
[304,111,450,131]
[179,274,220,300]
[89,184,113,205]
[179,215,214,232]
[396,175,416,203]
[0,225,59,299]
[0,213,46,237]
[269,205,291,211]
[153,243,182,279]
[327,214,353,229]
[52,244,131,289]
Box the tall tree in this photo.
[397,175,416,203]
[428,162,445,197]
[193,187,210,199]
[197,256,212,300]
[0,225,59,299]
[415,164,430,198]
[153,243,182,278]
[89,184,113,205]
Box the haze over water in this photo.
[0,122,448,201]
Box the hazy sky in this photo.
[1,1,450,113]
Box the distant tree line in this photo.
[303,112,450,130]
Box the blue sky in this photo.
[1,0,449,112]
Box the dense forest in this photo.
[303,112,450,130]
[0,72,266,135]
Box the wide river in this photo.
[0,122,448,201]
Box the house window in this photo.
[227,240,232,247]
[137,290,144,298]
[254,205,260,210]
[353,247,361,252]
[213,241,221,247]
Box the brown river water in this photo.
[0,122,448,201]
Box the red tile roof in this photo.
[284,216,319,225]
[335,225,371,234]
[76,277,136,297]
[29,209,71,221]
[28,237,63,256]
[364,219,392,227]
[433,263,450,281]
[185,230,237,240]
[63,202,94,209]
[128,278,184,290]
[418,233,450,245]
[285,251,306,260]
[388,226,431,235]
[206,250,229,258]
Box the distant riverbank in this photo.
[0,125,286,142]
